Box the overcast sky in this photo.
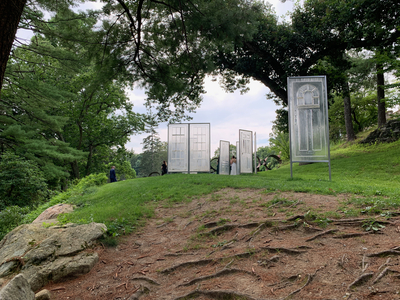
[127,0,301,154]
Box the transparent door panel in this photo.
[219,140,230,175]
[239,129,253,173]
[190,124,210,172]
[288,77,329,162]
[236,141,240,175]
[168,124,188,172]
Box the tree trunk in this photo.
[377,63,386,128]
[70,160,80,179]
[0,0,27,93]
[343,81,356,141]
[85,145,94,176]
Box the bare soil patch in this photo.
[44,188,400,300]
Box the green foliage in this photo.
[75,173,108,190]
[105,161,136,181]
[268,130,290,161]
[139,122,167,177]
[0,206,31,240]
[362,219,385,232]
[0,153,48,209]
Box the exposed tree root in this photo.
[130,276,160,285]
[332,218,393,226]
[348,272,374,289]
[164,252,195,257]
[282,273,315,300]
[373,267,390,284]
[306,229,338,242]
[261,246,306,255]
[127,285,150,300]
[203,221,219,228]
[303,226,323,233]
[378,258,391,271]
[277,223,300,231]
[161,250,262,274]
[239,222,262,228]
[258,255,280,266]
[367,250,400,257]
[287,215,305,221]
[207,224,238,235]
[332,232,372,239]
[161,259,214,274]
[173,289,267,300]
[178,268,256,287]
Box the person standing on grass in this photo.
[230,156,237,175]
[110,166,117,182]
[161,161,168,175]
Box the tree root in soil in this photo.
[282,273,315,300]
[261,246,306,255]
[207,221,275,236]
[173,289,267,300]
[130,276,160,285]
[258,255,280,267]
[207,224,239,235]
[332,218,393,226]
[127,285,150,300]
[305,229,338,242]
[178,268,256,287]
[332,232,372,239]
[367,249,400,257]
[161,258,214,274]
[348,272,374,289]
[161,250,262,274]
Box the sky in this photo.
[16,0,301,155]
[126,0,301,154]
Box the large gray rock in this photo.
[0,274,35,300]
[33,204,74,224]
[35,289,52,300]
[23,252,99,291]
[0,222,106,292]
[361,119,400,144]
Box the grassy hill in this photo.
[50,137,400,238]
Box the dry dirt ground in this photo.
[44,188,400,300]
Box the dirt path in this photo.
[45,188,400,300]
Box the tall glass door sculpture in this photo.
[239,129,253,174]
[288,76,331,180]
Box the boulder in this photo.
[0,274,35,300]
[0,222,106,292]
[23,252,99,291]
[361,119,400,144]
[33,204,74,224]
[35,289,52,300]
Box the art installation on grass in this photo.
[239,129,253,174]
[167,123,211,173]
[219,140,230,175]
[287,76,331,180]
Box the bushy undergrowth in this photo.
[0,206,31,240]
[0,152,48,210]
[0,173,108,240]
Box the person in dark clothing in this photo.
[161,161,168,175]
[110,166,117,182]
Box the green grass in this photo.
[56,138,400,237]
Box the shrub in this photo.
[0,152,48,209]
[75,173,108,190]
[0,206,31,240]
[105,161,136,181]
